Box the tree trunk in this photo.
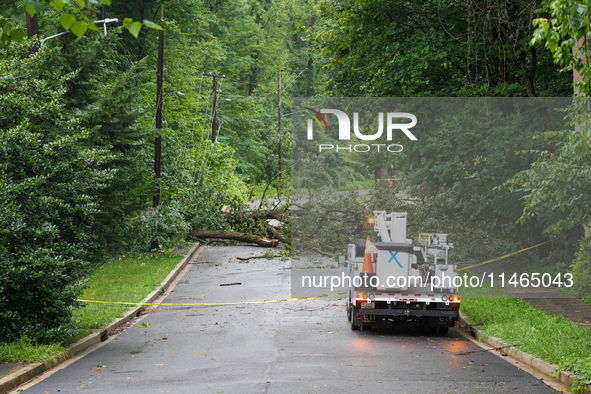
[189,230,279,247]
[527,217,549,258]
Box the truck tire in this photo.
[350,306,359,330]
[347,301,352,322]
[355,239,366,258]
[438,327,449,335]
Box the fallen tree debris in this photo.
[234,254,279,261]
[188,235,230,244]
[189,230,279,247]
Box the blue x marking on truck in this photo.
[388,251,403,267]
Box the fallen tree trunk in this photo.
[223,209,287,223]
[189,230,279,247]
[187,235,230,244]
[264,222,287,244]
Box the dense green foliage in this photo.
[1,0,591,346]
[308,0,588,275]
[0,40,113,342]
[312,0,570,97]
[0,0,317,342]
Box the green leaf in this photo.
[26,0,44,10]
[123,18,142,38]
[10,27,24,42]
[25,5,36,18]
[60,13,76,30]
[73,0,85,8]
[81,15,99,31]
[71,20,87,38]
[142,19,159,29]
[87,20,99,31]
[10,12,25,24]
[49,0,65,12]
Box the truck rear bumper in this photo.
[355,309,459,318]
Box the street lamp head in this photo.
[176,91,185,96]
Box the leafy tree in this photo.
[506,0,591,239]
[312,0,570,97]
[506,101,591,235]
[0,39,113,342]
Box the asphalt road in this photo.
[16,245,561,394]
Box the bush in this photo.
[0,40,112,343]
[571,236,591,297]
[130,201,191,253]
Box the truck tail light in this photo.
[357,292,368,299]
[449,295,460,302]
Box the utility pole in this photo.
[26,10,39,55]
[277,68,282,179]
[152,3,164,251]
[204,72,225,143]
[277,68,307,188]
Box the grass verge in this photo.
[73,250,187,329]
[461,285,591,393]
[0,337,70,367]
[0,248,188,367]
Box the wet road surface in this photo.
[16,245,561,394]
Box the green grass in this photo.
[0,337,71,366]
[0,250,187,367]
[61,330,93,346]
[291,178,375,197]
[73,251,186,329]
[461,285,591,392]
[248,182,290,201]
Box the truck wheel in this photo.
[355,239,366,258]
[347,302,352,321]
[425,326,437,336]
[438,327,449,335]
[350,306,359,330]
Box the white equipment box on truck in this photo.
[345,211,460,334]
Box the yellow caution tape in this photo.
[75,292,347,307]
[76,239,556,307]
[457,238,555,272]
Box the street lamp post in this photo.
[39,18,119,47]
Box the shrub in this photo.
[0,40,112,343]
[571,236,591,298]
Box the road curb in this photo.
[460,312,591,394]
[0,243,201,394]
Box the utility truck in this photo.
[344,211,460,334]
